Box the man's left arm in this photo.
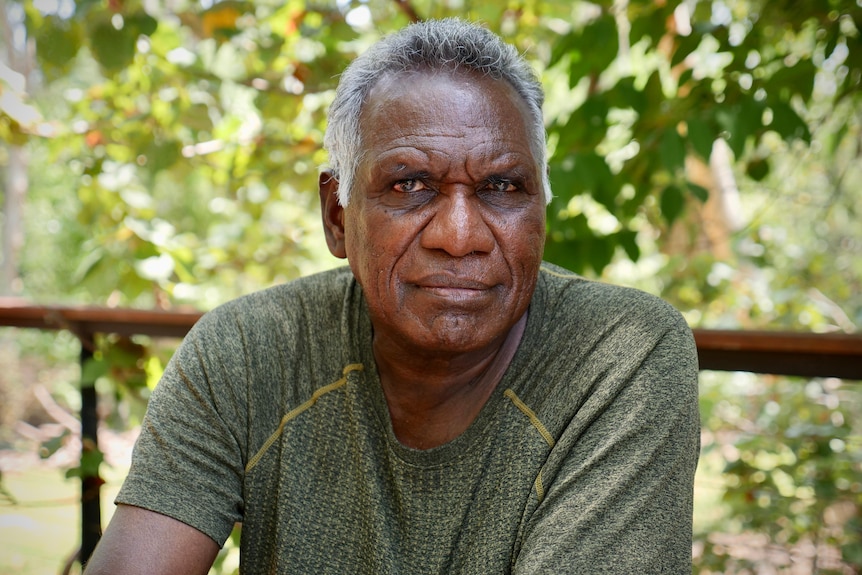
[514,318,700,574]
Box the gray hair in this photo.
[323,18,552,205]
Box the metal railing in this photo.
[2,300,861,565]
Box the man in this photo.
[85,18,699,574]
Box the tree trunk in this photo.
[2,145,27,295]
[0,0,32,296]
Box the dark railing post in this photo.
[79,334,102,565]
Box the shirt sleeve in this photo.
[513,311,700,574]
[115,308,248,546]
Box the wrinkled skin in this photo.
[322,70,545,356]
[320,70,546,447]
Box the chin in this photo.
[416,314,511,353]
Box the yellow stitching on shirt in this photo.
[245,363,364,473]
[504,389,555,447]
[539,265,580,279]
[504,389,554,503]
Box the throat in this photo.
[377,312,528,450]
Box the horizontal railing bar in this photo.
[2,301,861,379]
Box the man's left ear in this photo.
[319,170,347,259]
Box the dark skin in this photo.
[84,68,546,573]
[320,70,546,449]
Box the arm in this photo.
[83,504,219,575]
[98,309,248,571]
[514,314,700,574]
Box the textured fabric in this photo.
[116,262,700,574]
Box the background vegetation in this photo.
[1,0,860,573]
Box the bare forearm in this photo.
[83,504,219,575]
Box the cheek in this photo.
[344,215,403,290]
[501,210,546,260]
[343,212,372,285]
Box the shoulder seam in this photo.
[539,265,580,279]
[504,389,555,503]
[245,363,364,473]
[503,389,555,448]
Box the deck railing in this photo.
[2,300,861,565]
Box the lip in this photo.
[407,274,499,305]
[411,274,494,291]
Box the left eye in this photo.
[484,179,517,193]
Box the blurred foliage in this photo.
[1,0,861,573]
[3,0,856,302]
[697,370,861,574]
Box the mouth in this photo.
[417,275,491,289]
[410,274,497,302]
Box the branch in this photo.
[393,0,421,23]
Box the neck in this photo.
[373,312,528,450]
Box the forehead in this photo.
[357,70,535,162]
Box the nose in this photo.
[420,190,495,257]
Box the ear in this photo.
[319,170,347,259]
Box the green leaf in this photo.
[543,223,597,275]
[687,181,709,203]
[607,77,647,115]
[746,157,770,181]
[640,71,665,112]
[616,229,640,262]
[686,118,715,161]
[34,17,83,73]
[81,356,108,385]
[548,30,577,69]
[39,431,71,460]
[73,247,107,284]
[660,127,686,175]
[564,14,619,87]
[550,96,609,157]
[90,21,137,72]
[569,153,618,213]
[629,3,672,46]
[769,101,812,143]
[587,236,615,274]
[144,140,181,175]
[661,184,685,224]
[65,448,104,479]
[716,101,764,158]
[768,58,817,101]
[671,32,702,67]
[127,11,158,37]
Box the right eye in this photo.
[393,179,428,193]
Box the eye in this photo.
[393,179,428,193]
[483,178,518,193]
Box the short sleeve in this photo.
[116,309,249,546]
[513,311,700,574]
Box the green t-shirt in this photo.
[117,263,700,574]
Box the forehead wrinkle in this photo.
[463,147,534,181]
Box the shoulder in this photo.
[535,262,689,337]
[190,266,355,339]
[514,263,699,441]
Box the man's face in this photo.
[330,70,546,355]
